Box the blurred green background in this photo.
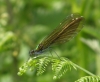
[0,0,100,82]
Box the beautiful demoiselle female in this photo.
[29,13,84,57]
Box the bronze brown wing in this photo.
[36,14,84,51]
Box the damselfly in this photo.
[29,13,84,57]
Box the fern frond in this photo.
[36,57,50,75]
[18,56,96,81]
[18,58,37,75]
[28,58,38,71]
[75,76,100,82]
[52,57,77,79]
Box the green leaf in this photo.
[52,57,77,79]
[36,57,50,75]
[75,76,100,82]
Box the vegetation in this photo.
[0,0,100,82]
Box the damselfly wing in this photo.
[29,13,84,56]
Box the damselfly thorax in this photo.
[29,13,84,57]
[29,44,49,56]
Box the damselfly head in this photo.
[29,50,35,56]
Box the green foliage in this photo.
[75,76,100,82]
[18,57,77,79]
[1,0,100,82]
[36,57,50,75]
[0,31,14,51]
[83,27,100,40]
[18,56,100,82]
[52,58,77,79]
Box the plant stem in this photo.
[72,62,96,76]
